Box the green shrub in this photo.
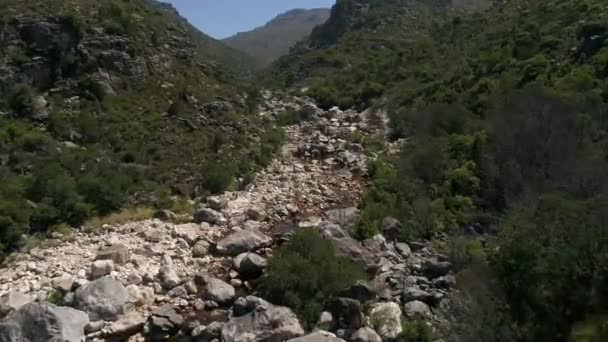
[397,320,435,342]
[259,229,365,329]
[201,161,236,194]
[46,289,64,306]
[9,84,35,117]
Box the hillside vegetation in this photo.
[269,0,608,340]
[0,0,283,255]
[223,8,330,67]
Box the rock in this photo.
[144,304,184,341]
[332,237,377,271]
[0,302,89,342]
[90,259,115,279]
[167,285,188,298]
[409,241,426,252]
[233,253,267,279]
[52,275,74,293]
[271,221,299,239]
[193,208,225,225]
[196,275,235,305]
[96,244,130,265]
[215,229,271,256]
[154,209,178,222]
[203,101,233,114]
[351,327,382,342]
[403,287,434,304]
[126,285,155,307]
[403,300,432,318]
[318,222,350,239]
[369,302,402,339]
[172,223,203,245]
[287,331,345,341]
[433,274,457,289]
[74,277,130,321]
[395,242,411,258]
[221,300,304,342]
[0,292,30,318]
[339,281,375,303]
[207,196,228,211]
[246,206,266,221]
[327,297,365,329]
[317,311,334,331]
[326,207,359,227]
[381,217,402,240]
[422,260,453,278]
[104,312,145,338]
[192,240,211,257]
[158,266,181,290]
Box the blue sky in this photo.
[165,0,336,39]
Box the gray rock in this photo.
[318,222,351,239]
[0,292,30,318]
[369,302,402,339]
[215,229,271,256]
[74,277,130,321]
[144,304,184,341]
[193,208,225,225]
[207,196,228,211]
[403,300,432,318]
[221,300,303,342]
[172,223,203,245]
[433,274,457,289]
[233,253,267,279]
[154,209,178,222]
[326,207,359,227]
[327,297,365,329]
[96,244,129,265]
[403,287,434,304]
[246,206,267,221]
[351,327,382,342]
[192,240,211,257]
[339,281,375,303]
[90,259,114,279]
[197,275,235,305]
[422,260,453,279]
[0,302,89,342]
[332,237,377,271]
[381,217,402,240]
[158,266,181,290]
[288,331,345,342]
[395,242,411,258]
[52,275,74,293]
[317,311,333,331]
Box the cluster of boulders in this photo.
[0,95,456,341]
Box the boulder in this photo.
[403,287,434,304]
[51,275,74,293]
[0,302,89,342]
[327,297,365,330]
[288,331,345,342]
[215,229,271,256]
[381,217,402,240]
[332,237,377,271]
[90,259,114,279]
[422,260,453,279]
[207,196,228,211]
[233,253,267,279]
[158,266,181,290]
[318,222,350,239]
[153,209,178,222]
[351,327,382,342]
[369,302,403,339]
[95,244,129,265]
[325,207,359,227]
[246,206,267,221]
[433,275,457,289]
[144,304,184,341]
[193,208,225,225]
[196,275,235,305]
[74,277,130,321]
[403,300,432,318]
[172,223,203,245]
[221,301,304,342]
[192,240,211,258]
[126,285,155,307]
[0,292,30,318]
[395,242,411,258]
[339,281,375,303]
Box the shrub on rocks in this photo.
[259,229,365,329]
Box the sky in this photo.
[165,0,336,39]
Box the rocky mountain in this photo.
[0,0,278,255]
[223,8,330,67]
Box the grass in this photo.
[82,207,155,231]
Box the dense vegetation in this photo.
[0,0,282,256]
[269,0,608,340]
[223,8,330,67]
[259,229,365,329]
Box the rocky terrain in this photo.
[0,94,457,341]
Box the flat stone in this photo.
[96,244,129,265]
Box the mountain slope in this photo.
[0,0,281,254]
[223,8,330,67]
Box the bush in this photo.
[9,84,35,117]
[259,229,365,329]
[397,320,435,342]
[201,160,236,194]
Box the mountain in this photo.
[0,0,281,254]
[223,8,330,67]
[267,0,608,340]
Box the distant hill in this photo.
[223,8,330,67]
